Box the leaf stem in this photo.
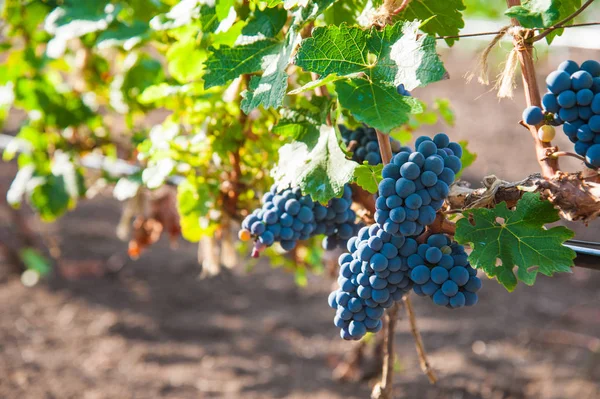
[531,0,596,42]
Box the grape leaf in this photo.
[455,192,575,291]
[204,39,282,89]
[272,125,357,203]
[216,0,236,21]
[543,0,581,44]
[505,0,560,28]
[455,140,476,178]
[241,7,288,37]
[295,21,446,90]
[273,97,332,139]
[334,77,424,133]
[396,0,466,46]
[167,38,207,83]
[96,20,149,50]
[241,27,301,113]
[353,163,383,193]
[150,0,200,31]
[177,176,214,242]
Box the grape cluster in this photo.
[239,185,316,254]
[374,134,462,237]
[409,234,481,308]
[328,224,417,340]
[239,184,362,254]
[525,59,600,167]
[314,185,362,250]
[340,125,411,166]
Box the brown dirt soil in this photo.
[1,47,600,399]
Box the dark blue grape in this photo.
[571,70,593,90]
[557,60,579,75]
[557,90,576,108]
[542,92,559,113]
[546,70,571,94]
[522,106,544,125]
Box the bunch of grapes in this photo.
[328,224,417,340]
[523,59,600,167]
[239,185,317,255]
[374,134,462,237]
[409,234,481,308]
[314,185,362,250]
[340,125,411,166]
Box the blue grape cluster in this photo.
[340,125,411,166]
[527,59,600,167]
[374,134,462,238]
[328,224,417,340]
[314,185,362,250]
[409,234,481,308]
[240,184,362,255]
[240,185,317,254]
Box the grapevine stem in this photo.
[506,0,560,179]
[403,295,437,384]
[371,129,397,399]
[531,0,596,42]
[371,303,400,399]
[543,150,587,163]
[375,130,393,164]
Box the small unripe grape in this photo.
[537,125,556,142]
[238,229,251,241]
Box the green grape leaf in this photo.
[456,140,476,178]
[204,39,282,89]
[29,174,72,222]
[216,0,236,21]
[353,163,383,193]
[455,192,575,291]
[242,7,288,37]
[241,28,301,113]
[272,124,357,203]
[295,21,446,90]
[505,0,561,28]
[96,20,149,50]
[166,38,207,83]
[150,0,201,31]
[273,96,332,139]
[177,176,214,242]
[19,248,52,276]
[543,0,581,44]
[45,0,120,58]
[334,77,424,133]
[434,98,455,126]
[396,0,466,46]
[324,0,369,25]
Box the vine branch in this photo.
[403,295,437,384]
[371,303,400,399]
[506,0,560,178]
[532,0,596,42]
[370,130,396,399]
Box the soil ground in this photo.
[1,46,600,399]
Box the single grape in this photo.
[581,60,600,77]
[546,70,571,94]
[557,60,579,75]
[542,93,559,113]
[571,70,593,91]
[539,125,556,142]
[585,144,600,168]
[557,90,576,108]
